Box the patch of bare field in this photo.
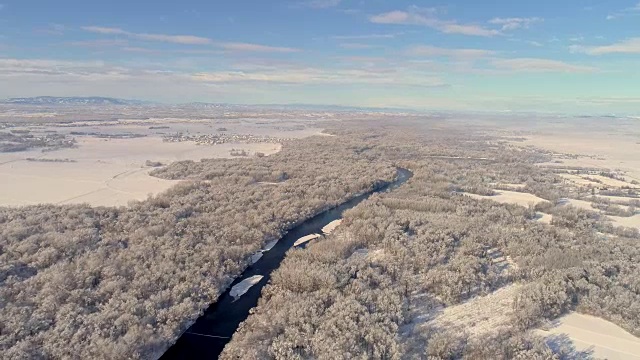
[558,198,596,211]
[595,194,640,204]
[405,246,519,340]
[585,174,636,188]
[535,212,553,224]
[491,182,527,190]
[418,284,523,340]
[487,247,519,274]
[0,136,281,207]
[608,214,640,229]
[559,173,601,187]
[465,190,546,207]
[256,181,285,186]
[367,248,386,262]
[53,119,327,139]
[538,313,640,360]
[515,132,640,183]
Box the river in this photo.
[160,168,413,359]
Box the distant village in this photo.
[162,132,291,146]
[0,130,76,153]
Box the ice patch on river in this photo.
[263,239,278,251]
[230,275,264,300]
[322,219,343,234]
[294,234,321,247]
[250,252,263,264]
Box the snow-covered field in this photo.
[0,136,281,207]
[539,313,640,360]
[558,198,595,211]
[609,214,640,230]
[464,190,547,207]
[535,212,553,224]
[519,130,640,183]
[409,284,523,340]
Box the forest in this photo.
[221,120,640,359]
[2,118,639,359]
[0,135,395,359]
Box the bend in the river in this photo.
[160,168,413,360]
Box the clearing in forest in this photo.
[464,190,546,207]
[538,313,640,360]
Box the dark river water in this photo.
[160,168,413,359]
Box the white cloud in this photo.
[491,58,597,73]
[339,43,379,49]
[135,33,212,45]
[82,26,129,35]
[0,58,224,102]
[303,0,341,8]
[82,26,300,52]
[606,2,640,20]
[219,42,300,53]
[489,17,542,31]
[371,10,412,24]
[331,33,398,40]
[193,67,447,87]
[370,9,500,37]
[45,24,67,35]
[0,57,448,92]
[0,58,123,79]
[34,23,68,36]
[82,26,212,45]
[407,45,495,59]
[576,96,640,105]
[570,38,640,55]
[69,39,130,47]
[440,23,500,37]
[120,47,223,55]
[2,57,634,112]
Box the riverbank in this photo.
[160,168,413,359]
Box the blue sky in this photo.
[0,0,639,114]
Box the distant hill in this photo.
[1,96,149,105]
[0,97,410,112]
[184,102,413,113]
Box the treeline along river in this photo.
[161,168,413,359]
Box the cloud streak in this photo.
[606,1,640,20]
[82,26,212,45]
[330,33,399,40]
[490,58,597,73]
[219,42,300,53]
[0,57,447,89]
[489,17,542,31]
[570,38,640,55]
[69,39,130,48]
[407,45,495,59]
[82,26,300,53]
[339,43,379,49]
[303,0,341,8]
[193,68,447,87]
[370,9,500,37]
